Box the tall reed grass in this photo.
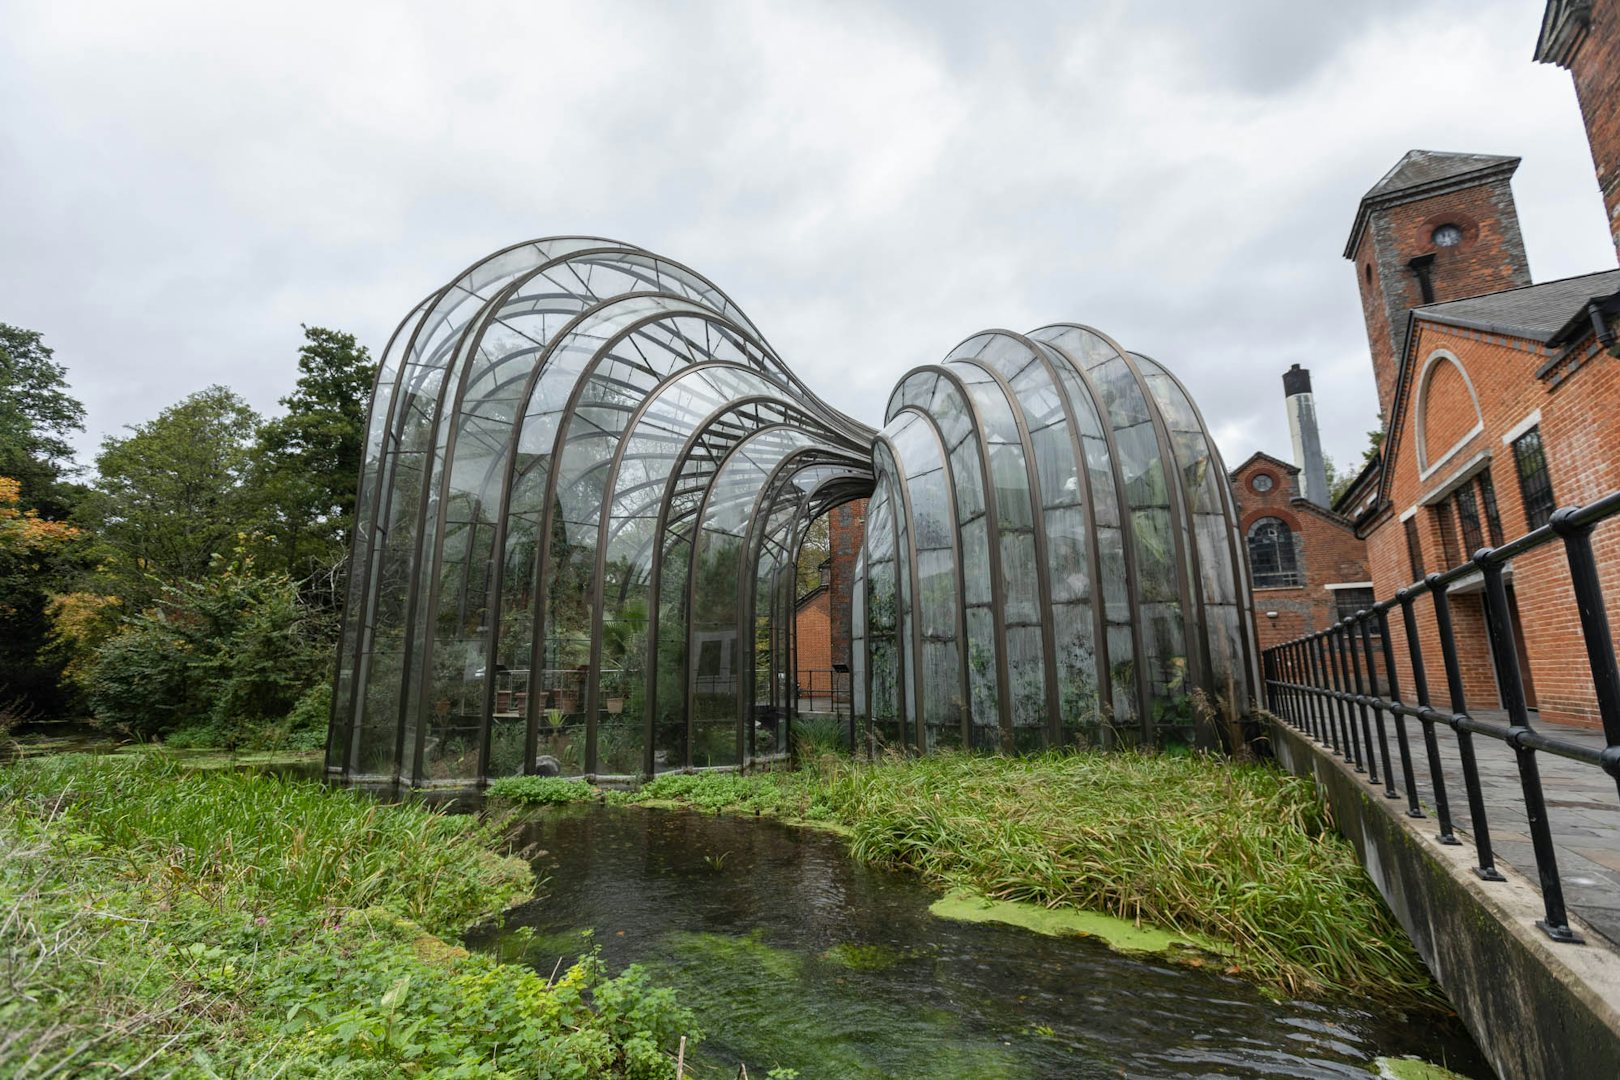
[2,752,695,1077]
[1,751,530,933]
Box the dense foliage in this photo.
[0,753,697,1077]
[251,326,376,578]
[86,553,332,746]
[494,751,1442,1006]
[0,321,375,746]
[80,385,262,598]
[0,323,85,517]
[0,324,89,715]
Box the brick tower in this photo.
[1344,151,1532,421]
[1537,0,1620,261]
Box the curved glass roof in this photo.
[329,240,1258,785]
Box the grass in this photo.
[0,752,697,1077]
[513,751,1443,1006]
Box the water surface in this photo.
[469,805,1489,1079]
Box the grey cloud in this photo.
[0,0,1613,488]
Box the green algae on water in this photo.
[929,889,1228,958]
[1374,1057,1476,1080]
[819,942,905,971]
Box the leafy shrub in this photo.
[87,553,330,744]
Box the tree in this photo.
[0,324,86,517]
[82,386,261,603]
[87,550,331,746]
[250,326,376,580]
[0,476,81,712]
[796,513,830,598]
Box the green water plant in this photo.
[489,774,599,805]
[0,752,697,1076]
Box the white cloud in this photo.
[0,0,1611,479]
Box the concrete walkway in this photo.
[1335,710,1620,948]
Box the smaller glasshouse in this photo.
[326,239,1259,786]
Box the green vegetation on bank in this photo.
[3,321,377,751]
[493,751,1439,1005]
[1,753,696,1077]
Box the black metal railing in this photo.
[1263,491,1620,944]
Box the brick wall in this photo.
[826,498,867,671]
[1231,456,1371,652]
[1565,0,1620,260]
[1367,320,1620,727]
[794,587,831,687]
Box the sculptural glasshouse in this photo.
[327,238,1258,786]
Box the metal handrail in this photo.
[1262,490,1620,944]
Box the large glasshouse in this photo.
[327,238,1260,786]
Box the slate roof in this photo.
[1412,268,1620,344]
[1344,151,1521,258]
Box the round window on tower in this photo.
[1252,473,1274,493]
[1432,223,1463,248]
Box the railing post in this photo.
[1344,617,1380,784]
[1400,589,1460,844]
[1375,605,1422,815]
[1327,625,1360,769]
[1287,642,1303,731]
[1308,637,1321,748]
[1550,507,1620,802]
[1480,552,1581,942]
[1263,648,1278,716]
[1431,576,1505,882]
[1358,609,1397,798]
[1312,635,1340,756]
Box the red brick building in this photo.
[794,583,831,693]
[1231,450,1371,653]
[1540,0,1620,258]
[792,498,866,708]
[1324,1,1620,727]
[825,498,866,673]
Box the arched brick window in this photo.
[1247,516,1301,588]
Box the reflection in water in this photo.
[467,806,1488,1079]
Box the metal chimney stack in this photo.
[1284,364,1330,508]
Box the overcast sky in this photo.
[3,0,1614,478]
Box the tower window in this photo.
[1512,426,1557,529]
[1432,223,1463,248]
[1251,472,1274,493]
[1248,517,1301,588]
[1364,263,1373,284]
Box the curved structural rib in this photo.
[329,240,1259,785]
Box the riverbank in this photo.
[0,753,696,1077]
[492,751,1442,1005]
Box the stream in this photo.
[467,804,1491,1079]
